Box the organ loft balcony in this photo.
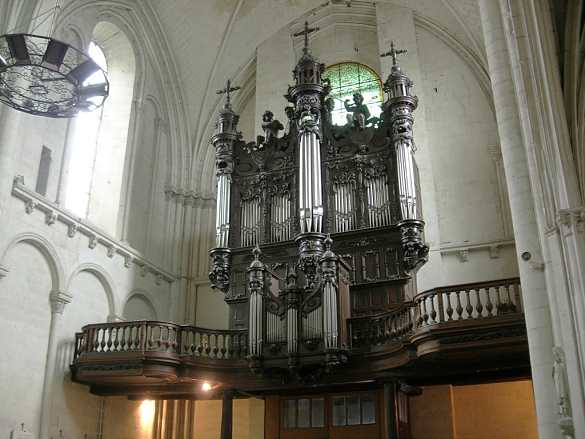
[70,36,530,398]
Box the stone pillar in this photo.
[478,1,558,437]
[39,290,72,439]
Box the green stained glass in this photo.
[323,62,383,126]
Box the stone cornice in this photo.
[12,176,176,284]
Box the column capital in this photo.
[49,290,72,314]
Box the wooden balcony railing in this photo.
[349,278,523,349]
[72,279,525,389]
[74,321,248,363]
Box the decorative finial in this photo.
[324,234,333,251]
[252,245,262,260]
[294,21,319,54]
[216,79,241,107]
[380,41,407,66]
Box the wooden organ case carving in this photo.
[209,31,428,378]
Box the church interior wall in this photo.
[3,0,582,438]
[0,242,52,436]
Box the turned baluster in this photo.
[437,291,445,323]
[159,325,165,351]
[475,289,483,318]
[99,328,107,352]
[445,291,454,321]
[464,289,473,319]
[429,294,437,323]
[234,334,241,358]
[139,323,147,353]
[454,291,463,320]
[106,327,113,351]
[211,334,218,358]
[204,333,211,357]
[502,284,513,313]
[485,287,494,317]
[113,327,120,351]
[196,332,203,357]
[422,297,429,326]
[220,335,227,359]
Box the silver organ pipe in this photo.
[396,142,417,219]
[266,312,286,344]
[249,287,263,357]
[334,181,358,233]
[302,307,323,340]
[215,174,232,247]
[240,197,261,247]
[298,132,323,233]
[287,306,298,355]
[365,173,391,228]
[270,193,292,243]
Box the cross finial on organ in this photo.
[380,41,407,66]
[216,79,240,107]
[294,21,319,54]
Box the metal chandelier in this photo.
[0,1,109,118]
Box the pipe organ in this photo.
[209,28,429,378]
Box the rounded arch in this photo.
[55,0,190,190]
[123,289,158,321]
[67,263,116,316]
[1,233,64,292]
[322,61,384,126]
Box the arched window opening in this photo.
[63,22,136,237]
[322,62,383,126]
[64,42,108,218]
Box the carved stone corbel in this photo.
[88,235,98,249]
[67,223,78,238]
[45,210,57,225]
[25,199,36,214]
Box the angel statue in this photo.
[344,92,370,130]
[261,110,284,145]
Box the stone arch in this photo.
[123,289,158,321]
[55,0,190,190]
[67,263,117,317]
[0,232,64,292]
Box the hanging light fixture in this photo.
[0,0,109,118]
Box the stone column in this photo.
[478,1,558,437]
[39,290,72,439]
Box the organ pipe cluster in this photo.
[208,29,429,377]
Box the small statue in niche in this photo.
[552,346,575,438]
[344,92,370,130]
[261,110,284,145]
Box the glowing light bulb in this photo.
[201,382,212,392]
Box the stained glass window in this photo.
[322,62,383,126]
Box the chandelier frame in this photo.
[0,33,110,118]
